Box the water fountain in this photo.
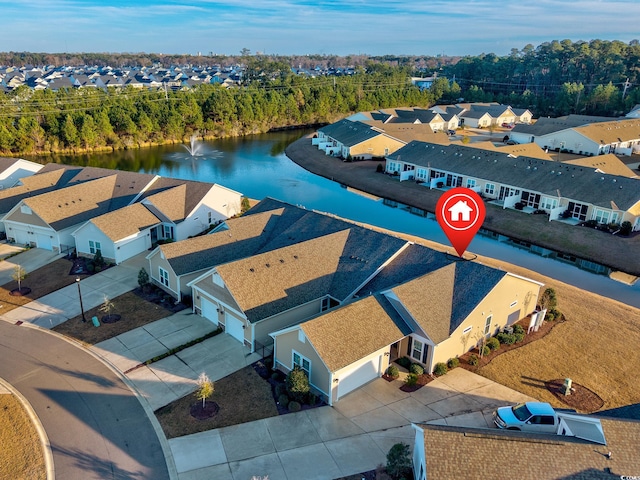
[183,134,202,156]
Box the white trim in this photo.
[506,272,545,287]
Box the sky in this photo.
[2,0,639,57]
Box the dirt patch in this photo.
[545,379,605,413]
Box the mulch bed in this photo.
[190,401,220,420]
[9,287,31,296]
[101,314,121,324]
[69,257,91,275]
[399,373,437,392]
[545,379,604,413]
[133,286,187,314]
[459,317,561,371]
[253,360,326,415]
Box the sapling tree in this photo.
[195,372,214,408]
[12,265,26,291]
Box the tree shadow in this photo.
[51,445,147,480]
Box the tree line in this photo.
[0,65,434,155]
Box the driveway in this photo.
[168,368,536,479]
[0,321,170,480]
[0,251,148,328]
[0,246,61,285]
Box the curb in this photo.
[17,321,179,480]
[0,375,55,480]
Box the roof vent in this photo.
[249,268,254,272]
[265,263,270,268]
[293,255,298,259]
[279,259,284,263]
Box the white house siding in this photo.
[332,346,391,403]
[412,426,427,480]
[115,232,152,264]
[174,186,242,241]
[73,222,116,261]
[535,130,599,156]
[0,159,43,190]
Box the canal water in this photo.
[36,130,640,308]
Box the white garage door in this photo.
[201,299,219,326]
[13,228,29,245]
[117,235,148,263]
[36,233,52,250]
[225,316,245,343]
[337,356,381,399]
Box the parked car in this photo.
[447,129,456,136]
[493,402,558,433]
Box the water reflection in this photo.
[26,130,640,308]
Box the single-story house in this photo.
[385,141,640,230]
[271,260,542,404]
[314,119,406,159]
[140,180,243,242]
[72,203,161,264]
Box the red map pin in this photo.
[436,187,486,257]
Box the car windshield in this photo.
[512,403,532,422]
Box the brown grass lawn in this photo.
[155,366,278,439]
[0,395,45,480]
[0,258,88,313]
[52,291,174,345]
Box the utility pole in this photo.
[622,78,631,100]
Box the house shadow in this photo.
[596,402,640,420]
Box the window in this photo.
[159,267,169,287]
[321,297,330,312]
[417,168,427,180]
[163,225,174,239]
[510,301,518,308]
[20,205,32,215]
[208,211,212,224]
[484,183,495,196]
[463,326,472,334]
[89,240,101,254]
[484,315,493,336]
[466,179,476,188]
[292,351,310,377]
[540,197,558,211]
[412,339,423,361]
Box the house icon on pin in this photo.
[448,200,473,222]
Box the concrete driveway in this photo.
[169,368,536,480]
[0,246,61,285]
[0,251,148,328]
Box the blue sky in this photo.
[2,0,639,57]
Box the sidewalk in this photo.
[0,252,148,328]
[169,368,536,480]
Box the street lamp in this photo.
[76,277,86,323]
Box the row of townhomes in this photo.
[314,104,533,159]
[0,160,243,262]
[385,141,640,230]
[147,197,543,405]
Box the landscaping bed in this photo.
[134,285,188,314]
[545,379,604,413]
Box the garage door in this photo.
[337,356,381,399]
[117,235,147,263]
[13,228,29,245]
[201,299,219,326]
[36,233,52,251]
[225,316,245,343]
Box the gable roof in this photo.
[0,167,74,214]
[300,295,409,372]
[564,154,638,178]
[89,203,160,242]
[416,418,640,480]
[391,262,506,343]
[388,141,640,212]
[140,178,219,223]
[318,119,381,147]
[573,118,640,144]
[511,115,618,136]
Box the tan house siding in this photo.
[349,135,405,159]
[253,299,324,348]
[5,208,50,228]
[274,329,330,396]
[148,251,176,297]
[430,274,540,369]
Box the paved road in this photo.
[0,321,170,480]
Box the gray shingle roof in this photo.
[388,141,640,211]
[140,178,223,223]
[511,115,617,136]
[90,203,160,242]
[318,119,381,147]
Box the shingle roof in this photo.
[388,141,640,211]
[0,168,72,214]
[417,418,640,480]
[564,155,638,178]
[216,231,351,323]
[160,208,289,276]
[90,203,160,242]
[511,115,617,136]
[392,262,505,343]
[318,119,381,147]
[574,119,640,144]
[0,157,20,172]
[300,295,408,372]
[141,179,218,223]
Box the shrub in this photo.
[585,219,598,228]
[513,324,525,335]
[376,163,384,173]
[514,332,525,343]
[447,357,460,369]
[405,373,418,386]
[539,287,558,310]
[275,384,287,397]
[496,332,516,345]
[386,364,399,378]
[277,394,289,408]
[468,354,479,366]
[308,393,317,406]
[409,363,424,375]
[286,367,310,402]
[433,363,448,376]
[271,372,281,381]
[138,267,149,287]
[486,337,501,350]
[549,307,562,321]
[481,345,491,357]
[514,202,524,210]
[241,196,251,213]
[386,443,411,480]
[620,221,632,236]
[288,401,301,412]
[396,356,412,370]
